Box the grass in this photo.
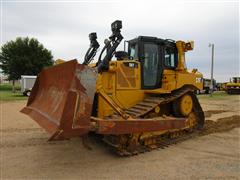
[0,83,27,101]
[197,91,232,100]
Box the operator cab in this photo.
[127,36,178,89]
[232,77,240,83]
[96,20,179,90]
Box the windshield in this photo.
[128,43,138,60]
[232,77,240,83]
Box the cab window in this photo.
[143,43,159,87]
[164,47,177,68]
[129,44,138,60]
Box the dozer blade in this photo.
[21,60,97,141]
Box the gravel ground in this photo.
[1,95,239,179]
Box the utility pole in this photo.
[209,43,214,97]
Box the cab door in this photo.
[140,42,163,89]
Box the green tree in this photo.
[0,37,53,92]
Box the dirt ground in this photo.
[1,95,240,179]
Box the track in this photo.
[103,115,240,156]
[124,88,191,118]
[104,87,205,156]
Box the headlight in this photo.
[111,20,122,32]
[89,32,97,41]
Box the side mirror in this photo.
[89,32,97,41]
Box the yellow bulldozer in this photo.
[226,77,240,94]
[21,20,205,155]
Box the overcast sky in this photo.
[1,0,239,82]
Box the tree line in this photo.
[0,37,53,92]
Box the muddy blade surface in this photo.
[21,60,97,140]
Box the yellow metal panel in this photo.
[97,61,143,118]
[144,89,171,94]
[115,90,145,109]
[116,61,141,90]
[99,69,116,94]
[176,71,203,90]
[98,95,114,118]
[162,70,177,91]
